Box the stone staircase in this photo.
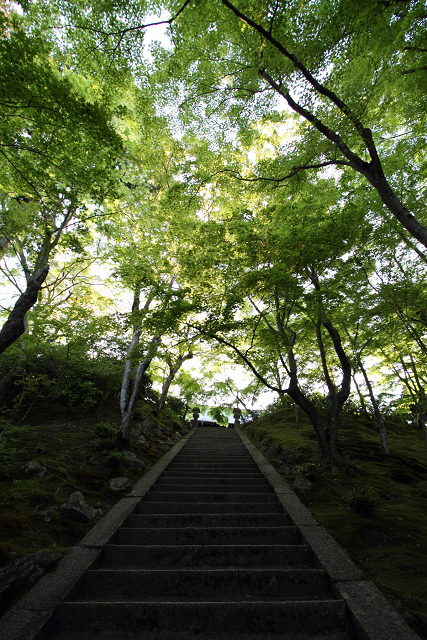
[44,426,354,639]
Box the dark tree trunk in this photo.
[154,352,193,413]
[0,265,49,356]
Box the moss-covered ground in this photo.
[0,398,187,616]
[242,407,427,638]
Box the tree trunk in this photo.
[275,292,336,466]
[419,411,427,453]
[310,272,351,470]
[0,370,14,401]
[358,360,390,455]
[294,404,299,429]
[120,289,154,416]
[154,352,193,412]
[117,336,161,446]
[415,387,427,454]
[0,265,49,356]
[182,403,188,421]
[352,373,369,416]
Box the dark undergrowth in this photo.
[242,407,427,639]
[0,395,189,617]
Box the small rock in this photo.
[109,477,131,492]
[137,437,149,448]
[157,424,173,437]
[61,491,98,521]
[157,443,171,454]
[175,425,189,436]
[123,451,150,471]
[88,454,107,468]
[0,550,61,598]
[294,475,313,495]
[39,506,59,522]
[280,462,294,475]
[261,436,272,450]
[133,420,152,437]
[280,448,295,461]
[265,443,282,457]
[21,460,46,477]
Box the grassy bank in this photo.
[242,406,427,638]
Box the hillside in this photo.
[0,397,191,617]
[241,407,427,639]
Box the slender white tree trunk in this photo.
[358,360,390,455]
[119,336,161,444]
[120,289,153,417]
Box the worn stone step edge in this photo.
[151,484,273,493]
[99,543,314,568]
[49,600,349,634]
[113,525,300,545]
[76,567,331,600]
[233,426,419,640]
[125,513,291,527]
[135,501,284,514]
[142,492,279,503]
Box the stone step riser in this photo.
[175,454,251,458]
[151,484,273,493]
[126,513,291,528]
[143,492,278,503]
[156,478,269,486]
[53,601,348,634]
[77,568,330,600]
[136,502,284,514]
[160,467,264,479]
[100,544,313,569]
[114,527,300,546]
[159,475,265,481]
[167,464,258,469]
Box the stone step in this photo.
[126,513,291,528]
[161,472,264,479]
[173,449,252,453]
[150,483,273,493]
[114,526,300,545]
[76,568,331,600]
[167,463,259,469]
[143,491,278,503]
[51,600,348,635]
[100,544,313,569]
[136,501,284,514]
[175,454,251,459]
[156,477,269,486]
